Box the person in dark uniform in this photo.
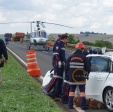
[61,42,89,104]
[57,34,62,41]
[0,38,8,83]
[44,34,68,100]
[66,42,90,110]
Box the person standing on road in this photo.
[57,34,62,41]
[61,42,89,104]
[44,34,68,100]
[66,42,90,110]
[0,38,8,83]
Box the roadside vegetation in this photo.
[0,53,63,112]
[48,33,113,49]
[82,40,113,49]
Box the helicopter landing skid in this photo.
[27,43,49,51]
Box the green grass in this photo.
[0,53,63,112]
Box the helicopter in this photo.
[0,21,73,51]
[27,21,73,51]
[27,21,49,51]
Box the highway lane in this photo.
[7,41,108,112]
[7,41,72,76]
[7,41,53,76]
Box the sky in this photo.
[0,0,113,34]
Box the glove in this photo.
[58,61,62,68]
[84,71,89,79]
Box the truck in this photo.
[13,32,25,42]
[4,33,12,41]
[4,33,13,44]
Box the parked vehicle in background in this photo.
[4,33,12,44]
[13,32,25,42]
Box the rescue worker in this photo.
[52,34,62,53]
[0,38,8,83]
[44,34,68,100]
[66,42,90,110]
[57,34,62,41]
[72,42,89,55]
[61,42,89,104]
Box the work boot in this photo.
[81,106,89,110]
[52,97,60,101]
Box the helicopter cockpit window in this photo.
[32,31,41,38]
[41,31,46,38]
[34,32,37,38]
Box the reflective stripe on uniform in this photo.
[70,62,84,65]
[69,92,75,96]
[53,75,63,79]
[64,80,69,83]
[61,48,65,50]
[53,53,59,55]
[70,66,84,68]
[80,92,86,97]
[69,62,84,68]
[68,81,86,85]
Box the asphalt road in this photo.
[7,41,108,112]
[7,41,72,76]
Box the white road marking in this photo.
[7,47,27,67]
[73,106,85,112]
[43,51,48,53]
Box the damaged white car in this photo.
[86,52,113,112]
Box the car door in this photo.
[86,56,110,101]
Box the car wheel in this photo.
[104,87,113,112]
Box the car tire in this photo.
[104,87,113,112]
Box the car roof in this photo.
[87,52,113,61]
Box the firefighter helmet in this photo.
[75,42,85,49]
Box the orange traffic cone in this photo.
[26,50,41,77]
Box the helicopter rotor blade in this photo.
[42,22,73,28]
[0,21,73,28]
[0,22,30,24]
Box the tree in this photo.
[94,40,113,48]
[68,34,79,44]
